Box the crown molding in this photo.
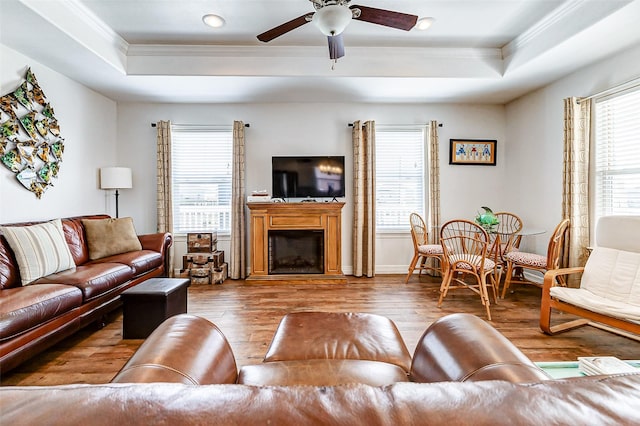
[127,44,501,60]
[18,0,129,71]
[502,0,632,66]
[62,0,129,55]
[125,44,503,79]
[502,0,585,58]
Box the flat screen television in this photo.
[272,156,345,199]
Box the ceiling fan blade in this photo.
[327,34,345,60]
[350,5,418,31]
[257,14,313,42]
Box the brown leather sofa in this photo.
[0,214,172,373]
[3,312,639,425]
[109,312,551,387]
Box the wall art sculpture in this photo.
[1,68,65,198]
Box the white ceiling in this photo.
[2,0,640,104]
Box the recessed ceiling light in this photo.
[202,14,225,28]
[415,17,435,31]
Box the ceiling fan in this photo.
[257,0,419,61]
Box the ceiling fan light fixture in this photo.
[313,5,353,36]
[202,14,226,28]
[415,17,435,31]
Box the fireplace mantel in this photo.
[247,202,346,284]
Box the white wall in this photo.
[6,37,639,275]
[505,42,640,254]
[0,45,117,223]
[1,39,507,275]
[116,102,506,274]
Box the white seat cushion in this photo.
[580,247,640,305]
[549,287,640,323]
[596,216,640,253]
[549,246,640,323]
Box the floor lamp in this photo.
[100,167,132,218]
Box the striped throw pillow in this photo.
[1,218,76,286]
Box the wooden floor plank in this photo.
[2,275,639,386]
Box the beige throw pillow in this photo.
[82,217,142,260]
[1,218,76,286]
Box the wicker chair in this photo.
[405,213,443,283]
[491,212,524,261]
[488,212,523,286]
[501,218,570,298]
[438,219,498,320]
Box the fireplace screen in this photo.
[268,230,324,274]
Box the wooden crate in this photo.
[180,253,226,285]
[189,267,211,285]
[186,232,217,253]
[210,250,224,268]
[211,262,228,284]
[182,252,224,269]
[183,254,209,269]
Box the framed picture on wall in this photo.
[449,139,497,166]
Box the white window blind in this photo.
[171,125,233,234]
[594,88,640,219]
[375,126,426,231]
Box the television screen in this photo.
[272,156,345,199]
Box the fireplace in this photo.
[269,230,324,274]
[247,202,345,283]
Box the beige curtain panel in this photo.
[427,120,442,275]
[230,121,246,279]
[562,97,591,274]
[428,120,441,243]
[352,120,376,278]
[156,120,174,277]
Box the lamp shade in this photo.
[100,167,132,189]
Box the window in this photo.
[375,125,427,231]
[594,88,640,219]
[171,125,233,234]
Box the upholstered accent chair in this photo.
[540,215,640,337]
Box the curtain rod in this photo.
[347,122,443,127]
[151,123,250,127]
[578,75,640,103]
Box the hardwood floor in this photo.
[2,274,639,386]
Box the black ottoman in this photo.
[121,278,190,339]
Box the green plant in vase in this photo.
[475,206,499,232]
